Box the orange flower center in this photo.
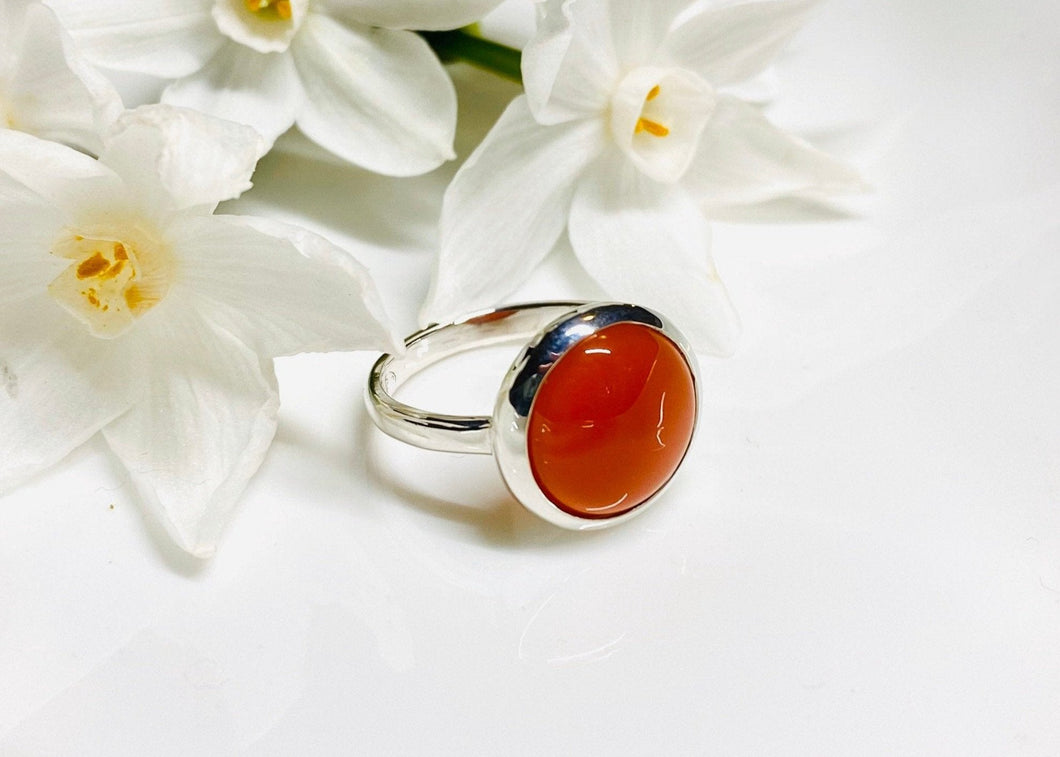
[48,228,174,339]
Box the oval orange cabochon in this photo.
[527,322,697,519]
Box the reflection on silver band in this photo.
[365,302,585,455]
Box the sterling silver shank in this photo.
[365,303,586,454]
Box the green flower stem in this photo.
[421,27,523,84]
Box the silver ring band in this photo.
[366,302,584,455]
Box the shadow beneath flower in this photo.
[221,64,522,256]
[139,519,212,577]
[230,138,447,251]
[448,63,523,159]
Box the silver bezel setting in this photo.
[491,303,700,530]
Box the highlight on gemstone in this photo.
[526,322,697,519]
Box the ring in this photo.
[366,302,700,530]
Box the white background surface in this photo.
[3,0,1060,754]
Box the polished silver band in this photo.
[365,302,586,455]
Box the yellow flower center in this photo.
[48,227,174,339]
[243,0,292,20]
[634,85,670,138]
[610,66,715,183]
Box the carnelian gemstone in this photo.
[527,322,696,519]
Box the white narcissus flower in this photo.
[422,0,863,355]
[43,0,504,176]
[0,0,121,152]
[0,104,402,557]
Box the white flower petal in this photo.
[101,309,279,558]
[173,213,402,357]
[606,0,690,65]
[421,95,604,325]
[212,0,309,54]
[522,0,619,124]
[0,177,66,305]
[162,42,303,148]
[569,157,741,356]
[684,96,864,209]
[0,127,123,217]
[99,104,266,215]
[3,3,122,152]
[0,297,141,493]
[662,0,818,87]
[291,14,456,175]
[322,0,505,31]
[523,0,692,124]
[45,0,224,78]
[0,0,12,60]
